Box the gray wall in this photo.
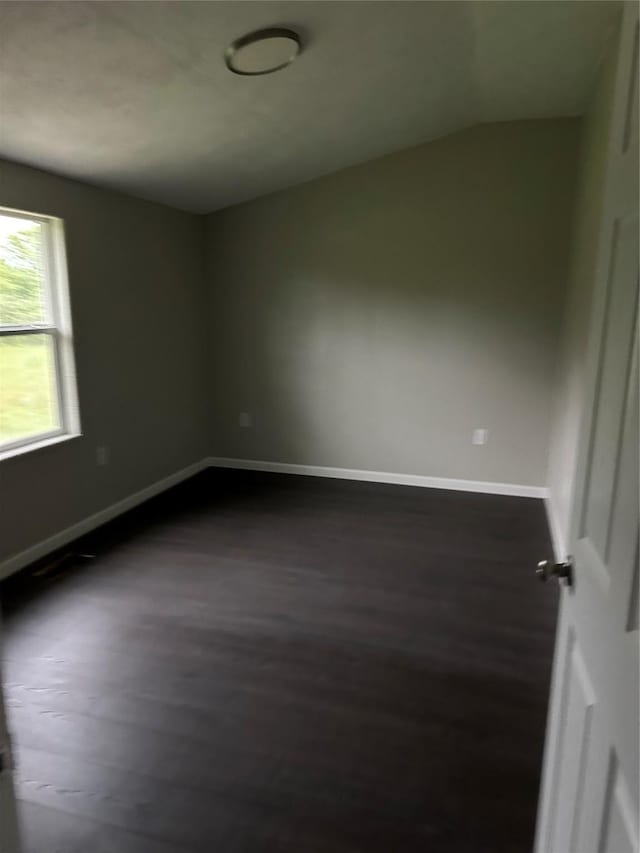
[206,120,580,486]
[546,34,618,548]
[0,160,208,567]
[0,118,583,570]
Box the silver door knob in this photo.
[536,557,574,588]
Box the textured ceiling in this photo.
[0,1,618,213]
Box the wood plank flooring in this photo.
[1,469,558,853]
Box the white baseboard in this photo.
[0,459,208,582]
[544,495,567,562]
[207,456,548,499]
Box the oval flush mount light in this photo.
[225,27,301,76]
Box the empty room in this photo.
[0,2,638,852]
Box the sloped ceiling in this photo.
[0,1,618,213]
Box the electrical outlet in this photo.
[96,446,109,466]
[239,412,252,428]
[472,428,488,446]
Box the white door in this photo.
[0,620,21,853]
[535,4,639,852]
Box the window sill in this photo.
[0,431,81,462]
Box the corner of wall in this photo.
[543,25,619,558]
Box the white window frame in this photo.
[0,206,81,458]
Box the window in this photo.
[0,207,80,456]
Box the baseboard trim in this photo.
[0,459,208,582]
[544,496,566,562]
[207,456,548,499]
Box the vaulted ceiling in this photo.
[0,1,618,213]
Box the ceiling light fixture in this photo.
[224,27,301,76]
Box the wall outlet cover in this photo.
[472,429,489,446]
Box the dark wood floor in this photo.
[1,469,558,853]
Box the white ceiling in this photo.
[0,1,618,213]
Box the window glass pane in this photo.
[0,335,60,445]
[0,214,48,324]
